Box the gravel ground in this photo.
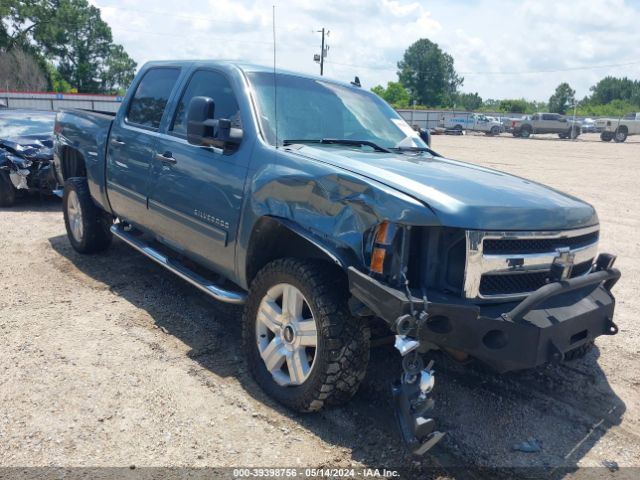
[1,132,639,477]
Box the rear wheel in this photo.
[243,259,370,412]
[520,126,532,138]
[489,126,500,136]
[614,128,628,143]
[0,171,17,207]
[63,177,113,253]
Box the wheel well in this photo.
[60,147,87,180]
[245,217,345,286]
[617,125,628,133]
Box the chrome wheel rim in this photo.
[616,131,625,141]
[67,190,84,242]
[256,283,318,386]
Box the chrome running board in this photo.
[110,224,246,305]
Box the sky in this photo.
[89,0,640,102]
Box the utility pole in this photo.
[320,28,325,75]
[313,28,329,76]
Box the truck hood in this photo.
[294,146,598,230]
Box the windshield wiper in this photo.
[283,138,392,153]
[390,146,439,156]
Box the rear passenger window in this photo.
[171,70,241,137]
[126,68,180,130]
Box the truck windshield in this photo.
[247,72,426,149]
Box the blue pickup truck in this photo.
[53,60,621,455]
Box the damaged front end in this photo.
[0,138,58,194]
[349,221,620,456]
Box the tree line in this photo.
[0,0,136,94]
[373,38,640,117]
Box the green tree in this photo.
[548,82,575,114]
[371,81,410,107]
[1,0,136,93]
[586,76,640,106]
[455,92,482,111]
[397,38,463,107]
[498,99,529,113]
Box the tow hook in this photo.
[392,326,445,455]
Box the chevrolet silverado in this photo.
[53,61,621,455]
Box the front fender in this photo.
[235,149,440,289]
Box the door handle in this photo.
[110,138,125,146]
[155,152,177,165]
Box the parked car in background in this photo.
[511,113,581,139]
[500,115,527,133]
[0,109,58,207]
[596,112,640,143]
[581,117,597,134]
[445,113,502,135]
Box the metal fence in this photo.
[0,91,122,113]
[396,109,526,130]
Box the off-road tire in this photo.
[614,127,628,143]
[600,132,613,142]
[63,177,113,254]
[520,126,532,138]
[490,126,500,136]
[243,258,370,412]
[564,341,594,361]
[0,171,17,207]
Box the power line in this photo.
[459,60,640,76]
[94,2,263,27]
[110,26,273,47]
[325,59,640,76]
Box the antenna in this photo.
[272,5,278,149]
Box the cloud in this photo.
[90,0,640,101]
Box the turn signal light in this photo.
[370,221,395,274]
[371,247,386,274]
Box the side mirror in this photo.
[187,96,243,149]
[418,128,431,147]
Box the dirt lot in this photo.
[1,133,639,476]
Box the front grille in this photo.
[479,261,593,296]
[483,231,599,255]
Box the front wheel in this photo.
[569,126,580,139]
[0,171,17,207]
[243,259,370,412]
[63,177,113,253]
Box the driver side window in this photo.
[170,70,241,137]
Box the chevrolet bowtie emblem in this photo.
[551,247,576,281]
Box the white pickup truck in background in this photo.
[444,113,503,135]
[596,112,640,143]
